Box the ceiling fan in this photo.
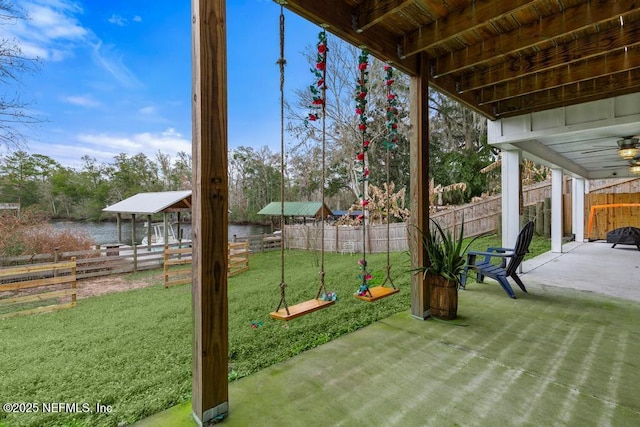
[600,153,640,174]
[581,137,639,157]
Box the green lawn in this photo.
[0,235,550,427]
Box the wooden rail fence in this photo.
[231,233,281,252]
[163,241,250,288]
[163,246,192,288]
[228,241,250,276]
[0,257,76,319]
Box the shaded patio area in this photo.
[137,246,640,426]
[523,241,640,302]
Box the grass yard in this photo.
[0,234,550,427]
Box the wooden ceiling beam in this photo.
[460,21,640,93]
[494,67,640,118]
[282,0,418,76]
[400,0,535,58]
[428,73,496,120]
[478,47,640,105]
[433,0,640,78]
[354,0,414,33]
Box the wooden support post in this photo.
[117,213,122,243]
[147,214,153,250]
[192,0,229,424]
[132,214,137,247]
[410,52,430,320]
[163,213,169,247]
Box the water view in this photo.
[52,220,273,245]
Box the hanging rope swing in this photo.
[270,6,335,321]
[354,56,400,303]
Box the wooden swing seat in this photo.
[269,298,335,321]
[354,286,399,302]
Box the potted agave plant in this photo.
[419,218,475,320]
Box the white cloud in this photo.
[162,128,182,138]
[18,41,50,60]
[133,16,142,23]
[11,0,88,61]
[107,14,127,26]
[91,40,142,89]
[75,129,191,162]
[139,105,157,115]
[9,1,142,89]
[62,95,101,107]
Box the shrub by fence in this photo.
[0,257,76,319]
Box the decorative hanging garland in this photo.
[310,29,336,303]
[377,63,400,291]
[355,49,372,297]
[307,31,327,124]
[383,65,399,151]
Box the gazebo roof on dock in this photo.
[103,191,192,216]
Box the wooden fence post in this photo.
[71,257,77,306]
[536,201,545,235]
[544,197,552,236]
[54,247,60,278]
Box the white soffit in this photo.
[488,94,640,179]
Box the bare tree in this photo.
[286,34,411,205]
[0,1,41,149]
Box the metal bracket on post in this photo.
[193,402,229,426]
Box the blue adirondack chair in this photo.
[460,221,535,299]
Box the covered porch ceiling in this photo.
[281,0,640,178]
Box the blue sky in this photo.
[5,0,319,168]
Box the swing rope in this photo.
[379,149,396,289]
[275,3,289,315]
[360,61,372,298]
[315,28,329,300]
[380,72,396,289]
[354,61,399,302]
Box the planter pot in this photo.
[427,273,458,320]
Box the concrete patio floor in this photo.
[522,241,640,302]
[137,243,640,426]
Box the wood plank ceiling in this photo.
[280,0,640,120]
